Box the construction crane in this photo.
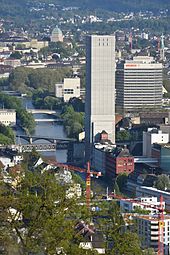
[109,193,165,255]
[47,160,102,209]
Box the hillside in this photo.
[0,0,169,27]
[61,0,170,12]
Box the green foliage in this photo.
[133,206,150,215]
[10,51,22,59]
[116,173,128,193]
[0,124,15,144]
[32,89,63,110]
[8,66,72,93]
[61,105,84,139]
[114,181,121,195]
[143,248,156,255]
[0,168,91,255]
[116,130,131,141]
[40,42,71,59]
[95,202,142,254]
[154,174,170,191]
[0,93,35,134]
[72,173,86,190]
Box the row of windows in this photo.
[0,112,15,115]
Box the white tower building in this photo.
[85,35,115,161]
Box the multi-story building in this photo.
[136,186,170,211]
[55,77,80,102]
[85,35,115,161]
[135,214,170,255]
[120,197,165,214]
[106,146,134,179]
[143,128,169,157]
[0,109,16,126]
[116,56,163,113]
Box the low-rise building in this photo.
[55,77,80,102]
[0,109,16,126]
[136,186,170,211]
[120,197,165,214]
[4,58,21,68]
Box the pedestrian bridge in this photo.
[34,118,63,123]
[134,157,158,164]
[27,109,60,116]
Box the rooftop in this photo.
[0,109,16,113]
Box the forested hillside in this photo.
[0,0,170,17]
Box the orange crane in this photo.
[47,160,102,209]
[109,193,165,255]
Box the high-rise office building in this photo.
[116,56,163,113]
[85,35,115,160]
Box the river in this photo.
[15,98,67,163]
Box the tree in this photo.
[116,130,131,141]
[154,174,170,191]
[95,202,143,255]
[116,173,128,193]
[10,51,22,59]
[0,124,15,145]
[0,169,91,255]
[114,181,120,195]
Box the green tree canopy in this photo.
[154,174,170,191]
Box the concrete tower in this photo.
[85,35,115,161]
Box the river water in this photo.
[15,98,67,163]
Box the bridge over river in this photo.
[27,109,61,116]
[16,134,75,144]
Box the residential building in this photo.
[55,77,80,102]
[0,109,16,126]
[75,221,105,254]
[0,37,48,50]
[151,143,170,173]
[51,26,63,42]
[120,197,165,214]
[106,146,134,179]
[4,58,21,68]
[143,128,169,157]
[135,214,170,254]
[116,56,163,113]
[92,131,115,174]
[85,35,115,161]
[136,186,170,211]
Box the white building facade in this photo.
[120,197,165,214]
[136,215,170,255]
[116,56,163,113]
[85,35,115,160]
[0,109,16,126]
[55,78,80,102]
[136,186,170,211]
[143,128,169,157]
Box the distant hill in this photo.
[60,0,170,12]
[1,0,170,14]
[0,0,169,25]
